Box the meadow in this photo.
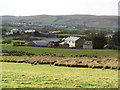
[56,34,86,37]
[2,62,118,88]
[2,44,119,59]
[1,44,119,89]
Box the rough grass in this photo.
[2,56,27,60]
[2,44,119,57]
[2,62,118,88]
[56,34,86,37]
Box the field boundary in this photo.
[1,56,119,70]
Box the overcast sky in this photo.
[0,0,119,16]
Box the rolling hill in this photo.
[1,15,118,28]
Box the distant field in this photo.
[56,34,87,37]
[2,44,119,57]
[2,62,118,88]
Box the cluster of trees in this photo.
[110,31,120,46]
[87,34,107,49]
[2,37,13,44]
[108,31,120,49]
[92,34,107,49]
[89,31,120,49]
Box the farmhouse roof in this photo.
[25,42,29,45]
[59,42,69,45]
[83,41,92,45]
[45,38,60,42]
[33,40,49,46]
[65,36,80,41]
[61,38,66,41]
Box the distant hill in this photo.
[1,15,118,28]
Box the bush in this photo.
[4,37,12,44]
[92,34,107,49]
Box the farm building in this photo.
[5,28,19,35]
[48,31,61,33]
[45,38,60,42]
[60,36,85,48]
[83,41,93,49]
[26,40,49,47]
[45,38,61,47]
[26,38,61,47]
[24,29,36,33]
[59,42,69,48]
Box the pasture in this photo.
[2,44,119,58]
[2,62,118,88]
[56,34,86,37]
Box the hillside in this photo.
[1,15,118,28]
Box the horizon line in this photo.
[0,14,118,17]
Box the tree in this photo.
[92,34,107,49]
[107,31,120,49]
[110,31,120,46]
[33,31,41,36]
[4,37,12,44]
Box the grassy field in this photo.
[2,62,118,88]
[56,34,87,37]
[2,44,119,58]
[2,56,27,60]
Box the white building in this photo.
[24,29,36,33]
[60,36,85,48]
[48,31,61,33]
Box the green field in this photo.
[2,56,27,60]
[56,34,87,37]
[2,44,119,58]
[2,62,118,88]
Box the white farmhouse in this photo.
[60,36,85,48]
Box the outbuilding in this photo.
[83,41,93,49]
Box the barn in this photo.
[83,41,93,49]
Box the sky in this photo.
[0,0,119,16]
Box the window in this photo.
[72,41,74,43]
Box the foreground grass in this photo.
[2,56,27,60]
[2,44,119,57]
[2,62,118,88]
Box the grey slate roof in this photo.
[83,41,92,45]
[45,38,60,42]
[31,38,60,46]
[33,40,49,46]
[65,36,80,41]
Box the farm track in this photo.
[1,56,119,69]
